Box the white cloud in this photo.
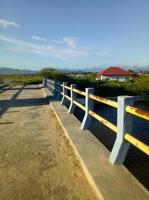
[96,50,111,59]
[53,37,78,48]
[0,34,112,61]
[31,35,47,42]
[0,34,89,59]
[0,19,19,29]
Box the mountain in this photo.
[60,66,105,73]
[76,66,149,73]
[126,66,149,72]
[0,67,37,75]
[60,65,149,73]
[0,65,148,75]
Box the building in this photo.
[96,66,132,82]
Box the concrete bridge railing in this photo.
[42,78,149,165]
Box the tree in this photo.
[38,67,71,82]
[38,67,56,78]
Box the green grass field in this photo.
[0,74,42,85]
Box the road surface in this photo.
[0,85,97,200]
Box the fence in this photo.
[43,79,149,165]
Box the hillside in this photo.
[0,67,37,75]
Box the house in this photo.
[96,66,132,82]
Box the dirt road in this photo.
[0,85,97,200]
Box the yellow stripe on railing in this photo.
[125,105,149,121]
[64,94,71,101]
[124,133,149,156]
[73,88,86,96]
[64,85,71,90]
[55,80,149,157]
[73,100,86,111]
[88,110,117,133]
[89,94,118,108]
[60,93,71,101]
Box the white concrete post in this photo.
[56,81,61,100]
[44,78,47,87]
[109,96,132,165]
[61,82,67,105]
[68,84,77,113]
[47,79,50,91]
[48,80,52,92]
[50,80,53,92]
[81,88,94,130]
[52,80,55,93]
[53,80,57,97]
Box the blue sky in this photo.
[0,0,149,70]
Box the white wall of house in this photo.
[96,75,132,82]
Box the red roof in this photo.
[97,66,132,77]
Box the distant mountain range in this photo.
[0,65,148,75]
[61,66,149,73]
[0,67,37,75]
[0,66,102,74]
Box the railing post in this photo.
[81,88,94,130]
[53,80,57,97]
[47,79,50,90]
[68,84,77,113]
[109,96,133,165]
[50,80,54,93]
[49,79,53,92]
[56,81,61,100]
[48,79,52,92]
[61,82,67,105]
[44,78,47,87]
[51,80,54,93]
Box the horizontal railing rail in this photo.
[64,85,71,90]
[44,78,149,164]
[72,88,86,96]
[89,94,118,108]
[125,105,149,120]
[124,133,149,155]
[88,110,117,133]
[73,100,86,111]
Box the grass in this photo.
[0,74,42,85]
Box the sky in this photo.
[0,0,149,70]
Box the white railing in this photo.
[43,78,149,165]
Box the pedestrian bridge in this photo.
[0,83,149,200]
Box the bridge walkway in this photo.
[0,85,97,200]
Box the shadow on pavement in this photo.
[0,85,48,118]
[2,86,42,90]
[0,122,14,125]
[0,85,16,94]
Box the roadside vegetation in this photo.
[63,72,149,96]
[0,67,149,96]
[0,74,42,85]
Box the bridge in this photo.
[0,82,149,199]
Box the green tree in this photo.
[38,67,56,78]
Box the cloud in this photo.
[96,50,111,59]
[0,34,112,61]
[53,37,78,48]
[0,34,89,59]
[0,19,19,29]
[31,35,47,42]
